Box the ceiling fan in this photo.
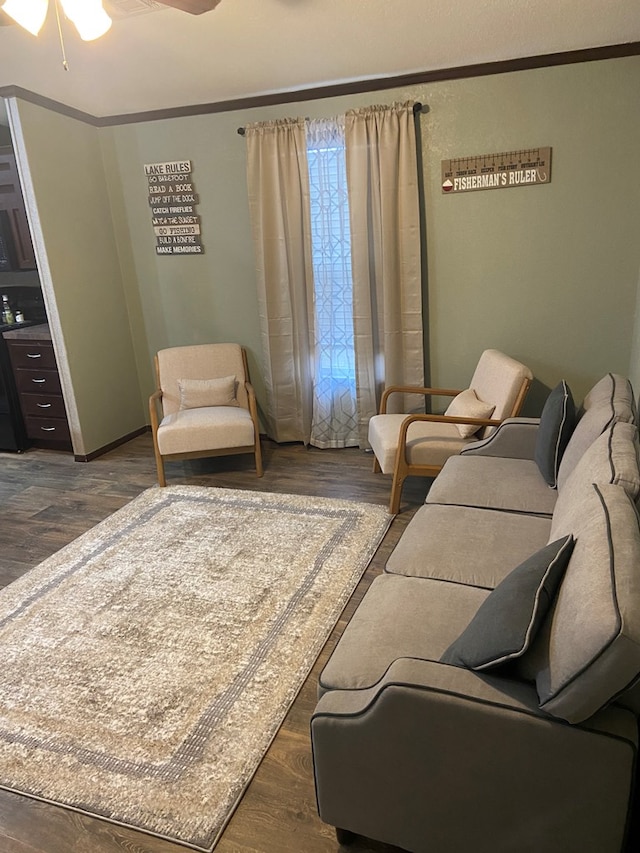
[0,0,223,72]
[154,0,222,11]
[0,0,223,30]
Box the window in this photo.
[306,118,358,448]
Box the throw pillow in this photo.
[440,535,575,671]
[178,376,238,410]
[444,388,496,439]
[534,380,576,488]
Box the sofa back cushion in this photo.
[523,483,640,724]
[550,421,640,541]
[557,374,636,491]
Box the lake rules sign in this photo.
[441,147,552,195]
[144,160,204,255]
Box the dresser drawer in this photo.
[15,368,62,395]
[20,393,67,419]
[7,342,57,370]
[25,415,71,443]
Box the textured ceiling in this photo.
[0,0,639,119]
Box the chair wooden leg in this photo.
[254,436,264,478]
[153,446,167,487]
[389,470,405,514]
[372,456,381,474]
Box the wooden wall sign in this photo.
[144,160,205,255]
[441,147,552,194]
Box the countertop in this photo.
[1,323,51,341]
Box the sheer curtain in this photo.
[345,102,425,446]
[245,118,315,443]
[306,117,359,448]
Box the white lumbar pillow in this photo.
[444,388,495,438]
[178,376,238,410]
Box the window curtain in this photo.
[345,102,425,446]
[245,118,315,443]
[245,103,424,448]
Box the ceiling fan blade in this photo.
[154,0,222,13]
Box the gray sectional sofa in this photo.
[311,373,640,853]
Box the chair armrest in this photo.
[379,385,462,414]
[149,388,163,433]
[312,658,637,852]
[461,416,541,459]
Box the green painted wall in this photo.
[105,55,640,418]
[14,100,145,455]
[418,57,640,410]
[12,54,640,453]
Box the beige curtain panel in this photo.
[345,102,425,446]
[245,118,315,443]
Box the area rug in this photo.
[0,485,391,851]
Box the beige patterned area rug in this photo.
[0,485,391,851]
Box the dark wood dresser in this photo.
[4,324,72,451]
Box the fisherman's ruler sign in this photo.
[441,147,552,195]
[145,160,205,255]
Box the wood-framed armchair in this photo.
[368,349,533,513]
[149,342,263,487]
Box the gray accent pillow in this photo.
[440,535,574,671]
[534,381,575,487]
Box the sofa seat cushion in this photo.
[521,483,640,724]
[385,504,551,589]
[557,374,636,490]
[440,536,574,670]
[157,406,255,455]
[426,456,557,516]
[318,575,488,694]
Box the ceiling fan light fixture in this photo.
[60,0,112,40]
[1,0,48,35]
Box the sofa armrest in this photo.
[312,658,636,853]
[461,416,541,459]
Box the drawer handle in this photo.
[27,353,42,359]
[37,403,52,408]
[40,427,56,432]
[31,378,46,383]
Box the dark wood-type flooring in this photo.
[0,434,432,853]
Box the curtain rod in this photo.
[236,101,425,136]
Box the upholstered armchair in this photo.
[368,349,533,513]
[149,343,263,486]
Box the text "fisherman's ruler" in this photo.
[441,147,552,194]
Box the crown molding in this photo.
[2,41,639,128]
